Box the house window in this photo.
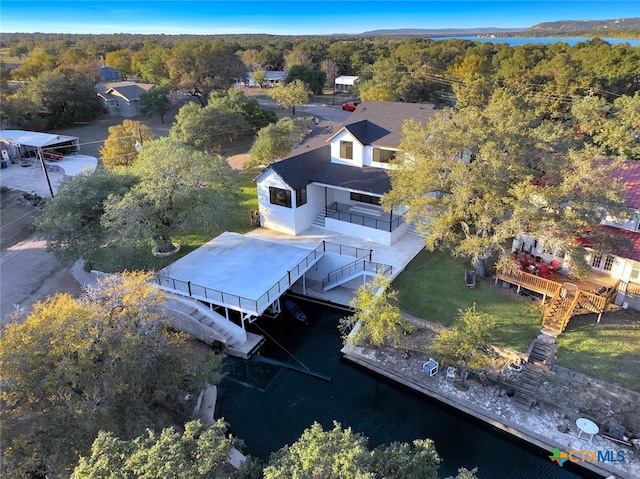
[630,263,640,282]
[372,148,396,163]
[591,253,615,272]
[340,141,353,160]
[296,186,307,207]
[269,186,292,208]
[108,99,120,108]
[350,192,380,205]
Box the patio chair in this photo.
[422,359,438,377]
[446,366,456,381]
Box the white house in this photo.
[515,161,640,310]
[247,71,287,88]
[335,75,359,92]
[256,101,439,246]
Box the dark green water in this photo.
[216,305,600,478]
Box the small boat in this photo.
[285,299,307,323]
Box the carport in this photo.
[0,130,80,164]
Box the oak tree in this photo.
[0,272,211,478]
[101,137,238,253]
[267,79,310,115]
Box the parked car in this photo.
[342,102,358,112]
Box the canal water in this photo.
[216,304,600,478]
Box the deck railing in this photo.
[322,240,372,260]
[322,258,392,290]
[625,281,640,296]
[496,270,561,296]
[153,242,325,315]
[325,201,405,233]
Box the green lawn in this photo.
[555,312,640,392]
[393,249,543,353]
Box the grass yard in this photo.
[85,166,261,273]
[555,311,640,392]
[393,249,543,353]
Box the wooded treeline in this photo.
[2,32,639,130]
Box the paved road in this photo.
[1,238,82,325]
[256,98,353,123]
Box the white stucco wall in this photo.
[257,169,296,235]
[330,130,364,167]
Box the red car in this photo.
[342,101,358,112]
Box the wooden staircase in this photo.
[541,287,580,336]
[511,338,555,411]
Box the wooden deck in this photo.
[496,269,620,335]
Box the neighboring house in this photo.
[515,161,640,310]
[335,75,359,92]
[95,81,154,117]
[247,71,287,88]
[256,101,439,245]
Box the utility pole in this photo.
[37,149,55,198]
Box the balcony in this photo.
[325,202,405,233]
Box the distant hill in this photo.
[529,17,640,33]
[360,27,524,37]
[360,18,640,37]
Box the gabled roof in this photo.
[95,82,154,102]
[616,161,640,210]
[328,101,439,149]
[267,144,390,194]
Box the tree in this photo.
[371,440,441,479]
[23,68,103,128]
[383,90,628,277]
[208,87,277,133]
[170,101,250,153]
[286,64,327,95]
[264,421,444,479]
[263,422,372,479]
[251,70,266,87]
[0,272,214,478]
[267,79,310,115]
[166,40,248,106]
[360,85,396,101]
[139,84,171,123]
[100,119,154,170]
[105,49,132,79]
[341,275,414,348]
[72,420,238,479]
[101,137,238,253]
[429,305,495,378]
[246,117,312,169]
[36,170,138,260]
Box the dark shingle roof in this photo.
[266,101,440,194]
[337,101,439,148]
[269,144,390,194]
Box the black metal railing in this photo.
[324,202,405,232]
[322,240,372,260]
[153,242,325,314]
[322,258,392,289]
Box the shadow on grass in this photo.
[393,250,542,352]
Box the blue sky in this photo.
[2,1,638,35]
